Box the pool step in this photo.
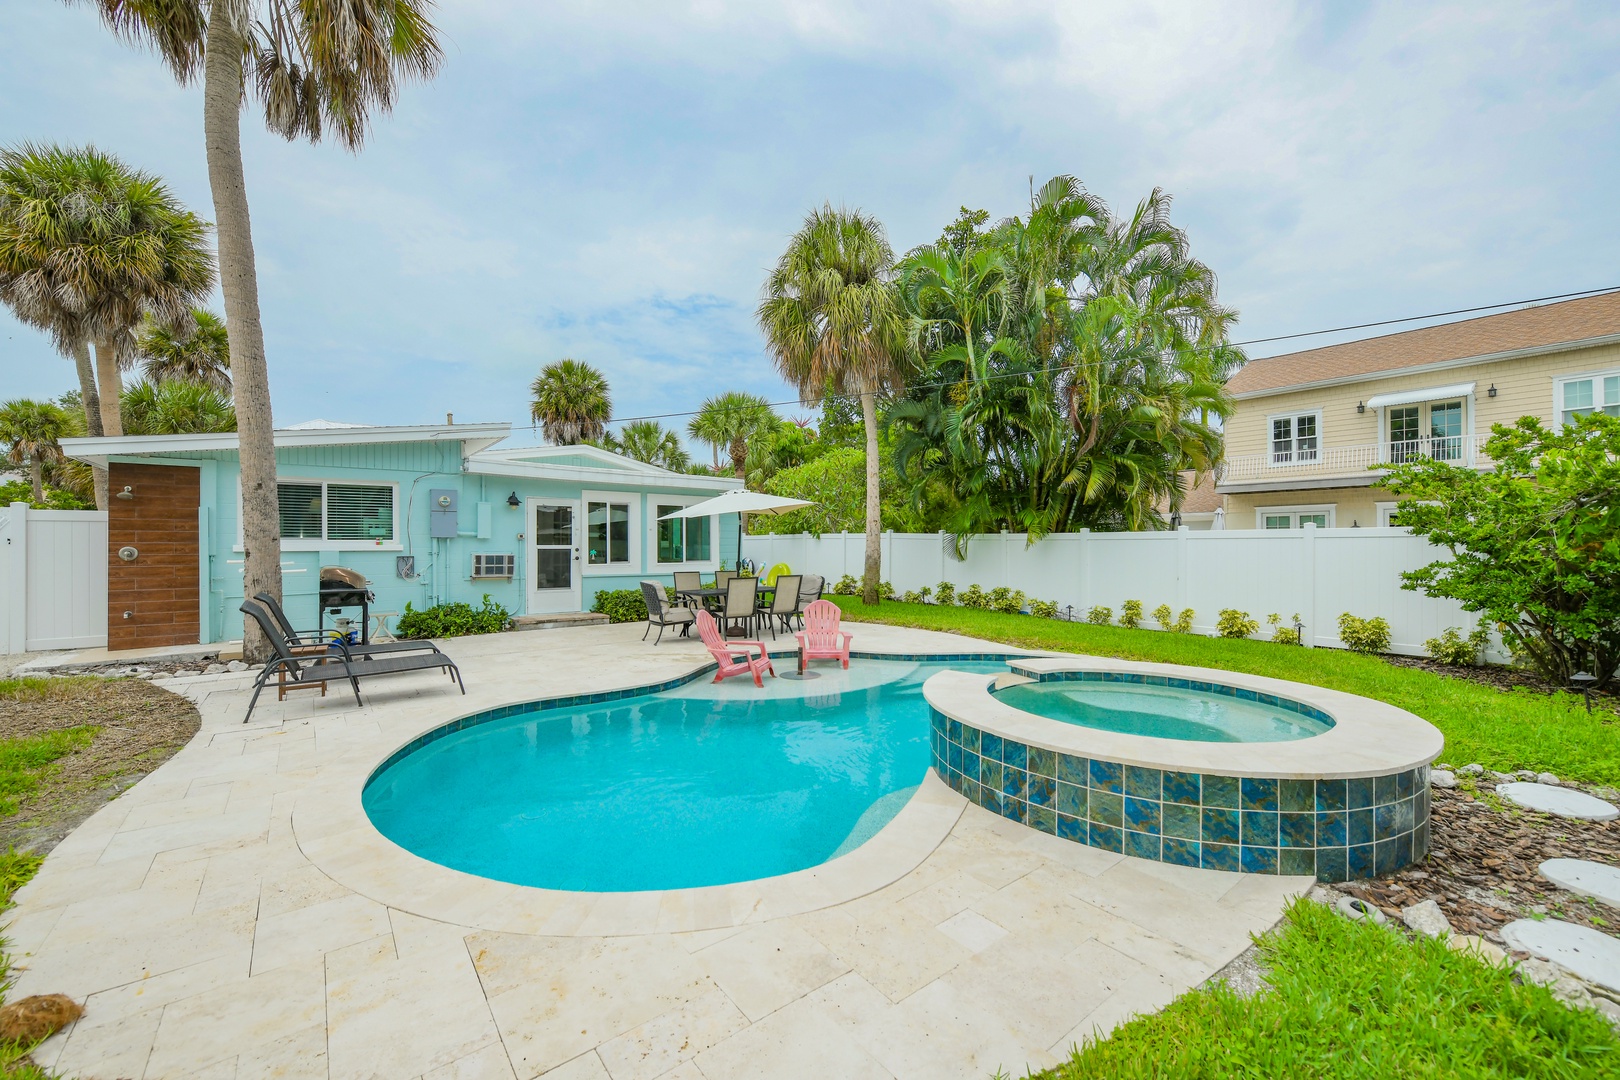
[992,673,1034,691]
[510,612,611,632]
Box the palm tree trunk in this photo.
[93,338,123,437]
[205,0,282,661]
[72,339,108,509]
[29,460,44,505]
[860,388,881,605]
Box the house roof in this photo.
[61,421,513,468]
[1227,291,1620,398]
[468,443,734,492]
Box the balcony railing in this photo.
[1220,433,1486,486]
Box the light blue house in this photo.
[65,420,736,649]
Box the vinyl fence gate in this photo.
[0,503,109,654]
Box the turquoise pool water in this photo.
[993,679,1332,742]
[363,658,1008,892]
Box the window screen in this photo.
[277,484,323,539]
[326,485,394,541]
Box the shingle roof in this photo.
[1227,291,1620,396]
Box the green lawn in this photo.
[830,599,1620,786]
[0,848,49,1078]
[1023,897,1617,1080]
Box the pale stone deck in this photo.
[10,623,1308,1080]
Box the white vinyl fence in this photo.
[0,503,108,654]
[743,526,1484,657]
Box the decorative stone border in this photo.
[924,656,1444,881]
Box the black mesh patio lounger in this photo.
[239,600,464,723]
[253,592,444,659]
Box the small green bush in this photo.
[590,589,648,624]
[1153,604,1176,631]
[1339,612,1393,654]
[1119,600,1144,630]
[1030,599,1059,619]
[1175,608,1195,634]
[1268,613,1302,646]
[988,587,1026,615]
[1426,622,1492,666]
[831,574,859,595]
[934,582,956,606]
[959,584,989,609]
[1216,609,1260,639]
[396,594,511,639]
[877,580,896,600]
[1087,605,1113,625]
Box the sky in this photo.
[2,1,1619,449]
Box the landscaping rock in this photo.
[1459,763,1485,776]
[1336,896,1388,924]
[1537,773,1561,786]
[1551,976,1593,1007]
[1502,919,1620,993]
[1448,934,1508,965]
[226,660,249,672]
[0,995,82,1043]
[1538,858,1620,909]
[1431,769,1458,789]
[1401,899,1452,938]
[1517,957,1563,987]
[203,663,228,675]
[1596,997,1620,1032]
[1496,782,1620,822]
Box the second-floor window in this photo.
[1558,371,1620,426]
[1270,412,1319,464]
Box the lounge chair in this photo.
[720,576,761,638]
[795,599,852,673]
[253,592,445,659]
[238,600,464,723]
[762,573,802,639]
[694,610,775,687]
[640,580,695,644]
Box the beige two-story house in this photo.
[1211,291,1620,529]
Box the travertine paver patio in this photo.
[10,623,1309,1080]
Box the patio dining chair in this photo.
[794,599,853,673]
[720,576,761,638]
[672,571,703,606]
[715,569,739,591]
[694,610,775,687]
[640,580,695,645]
[762,574,802,639]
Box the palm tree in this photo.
[687,392,776,480]
[0,144,215,507]
[81,0,444,660]
[530,360,612,445]
[758,206,909,603]
[122,379,237,435]
[600,420,690,471]
[0,399,71,505]
[137,308,230,391]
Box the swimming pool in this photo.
[992,676,1333,742]
[363,657,1009,892]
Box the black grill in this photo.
[318,567,374,644]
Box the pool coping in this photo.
[927,655,1444,779]
[291,650,1037,938]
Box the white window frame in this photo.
[648,495,719,571]
[1382,396,1471,464]
[1554,367,1620,427]
[239,476,402,551]
[1375,501,1402,528]
[1266,409,1322,466]
[581,490,639,575]
[1254,503,1336,530]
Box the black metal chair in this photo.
[253,592,445,659]
[239,600,464,723]
[762,574,803,639]
[640,580,696,644]
[720,576,760,638]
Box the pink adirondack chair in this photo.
[694,610,776,687]
[794,599,853,673]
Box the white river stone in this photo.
[1495,782,1619,821]
[1539,859,1620,909]
[1501,919,1620,992]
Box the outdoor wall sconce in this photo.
[115,486,135,500]
[506,492,520,508]
[1356,401,1366,414]
[1488,384,1498,398]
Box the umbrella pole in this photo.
[735,512,743,570]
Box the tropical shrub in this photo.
[1153,604,1176,631]
[901,586,933,604]
[832,575,860,595]
[1119,600,1144,630]
[1087,605,1113,625]
[1338,613,1392,654]
[989,587,1026,615]
[1030,599,1060,619]
[934,582,956,606]
[590,589,648,624]
[1267,613,1301,646]
[1380,414,1620,686]
[1426,623,1493,666]
[1175,608,1195,633]
[878,580,896,600]
[959,584,989,609]
[395,594,511,639]
[1216,609,1259,639]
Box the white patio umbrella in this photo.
[659,489,814,569]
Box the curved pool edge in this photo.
[290,655,1022,937]
[924,655,1445,882]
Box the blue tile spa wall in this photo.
[929,709,1428,881]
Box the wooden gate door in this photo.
[107,462,200,651]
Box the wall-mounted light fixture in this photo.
[506,491,520,508]
[115,486,135,500]
[1488,384,1498,398]
[1356,401,1366,414]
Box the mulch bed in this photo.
[1382,655,1620,712]
[1342,784,1620,939]
[0,678,200,854]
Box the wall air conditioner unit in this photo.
[471,553,515,579]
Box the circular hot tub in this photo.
[924,657,1443,882]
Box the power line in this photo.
[602,284,1620,426]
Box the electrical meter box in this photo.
[429,488,459,538]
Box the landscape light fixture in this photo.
[507,492,520,508]
[1571,671,1598,713]
[1356,401,1366,414]
[1488,384,1498,398]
